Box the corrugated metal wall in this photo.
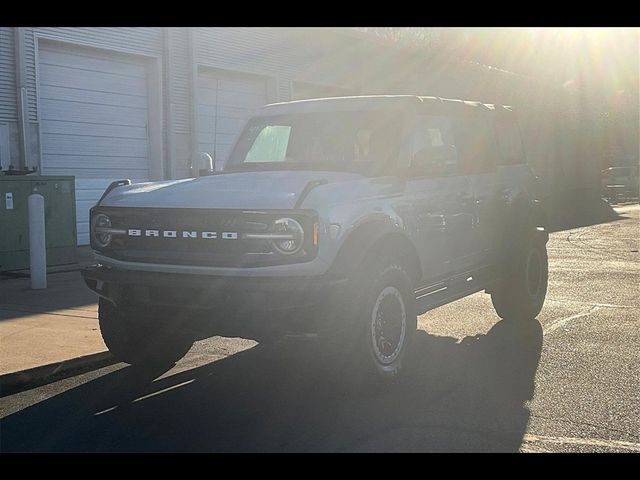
[193,28,365,101]
[33,27,162,54]
[195,28,292,86]
[197,69,268,163]
[0,28,17,169]
[165,28,192,179]
[0,27,16,121]
[167,28,190,134]
[23,31,37,122]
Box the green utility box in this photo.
[0,175,77,272]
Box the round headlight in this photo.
[92,213,112,248]
[271,217,304,255]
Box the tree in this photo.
[353,27,444,51]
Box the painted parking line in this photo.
[523,433,640,452]
[543,306,600,336]
[545,298,639,309]
[542,300,639,337]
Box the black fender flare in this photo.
[327,219,422,286]
[501,196,549,262]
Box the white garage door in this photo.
[197,70,267,167]
[39,45,150,245]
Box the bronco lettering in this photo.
[126,229,238,239]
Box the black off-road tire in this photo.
[99,298,195,368]
[319,257,417,383]
[491,232,548,321]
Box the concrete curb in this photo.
[0,351,116,397]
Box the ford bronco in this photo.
[82,95,549,380]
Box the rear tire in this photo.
[99,298,194,368]
[491,232,548,320]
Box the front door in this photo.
[403,115,476,286]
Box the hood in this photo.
[99,170,364,210]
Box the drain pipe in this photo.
[162,27,174,180]
[187,27,200,178]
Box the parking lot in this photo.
[0,204,638,452]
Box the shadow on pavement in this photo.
[547,195,628,233]
[0,318,542,452]
[0,271,97,323]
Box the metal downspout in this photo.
[163,27,174,180]
[187,27,199,177]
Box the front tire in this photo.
[320,258,417,382]
[99,298,195,368]
[491,232,548,320]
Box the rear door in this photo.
[453,114,501,272]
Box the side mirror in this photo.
[196,152,216,177]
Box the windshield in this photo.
[226,110,403,174]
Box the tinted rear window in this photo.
[453,116,499,174]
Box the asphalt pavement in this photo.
[0,204,638,452]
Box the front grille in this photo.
[93,207,317,267]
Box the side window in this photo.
[244,125,292,163]
[495,117,525,166]
[410,116,459,178]
[454,116,499,175]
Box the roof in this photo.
[259,95,513,116]
[416,96,514,115]
[258,95,421,115]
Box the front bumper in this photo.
[81,264,347,313]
